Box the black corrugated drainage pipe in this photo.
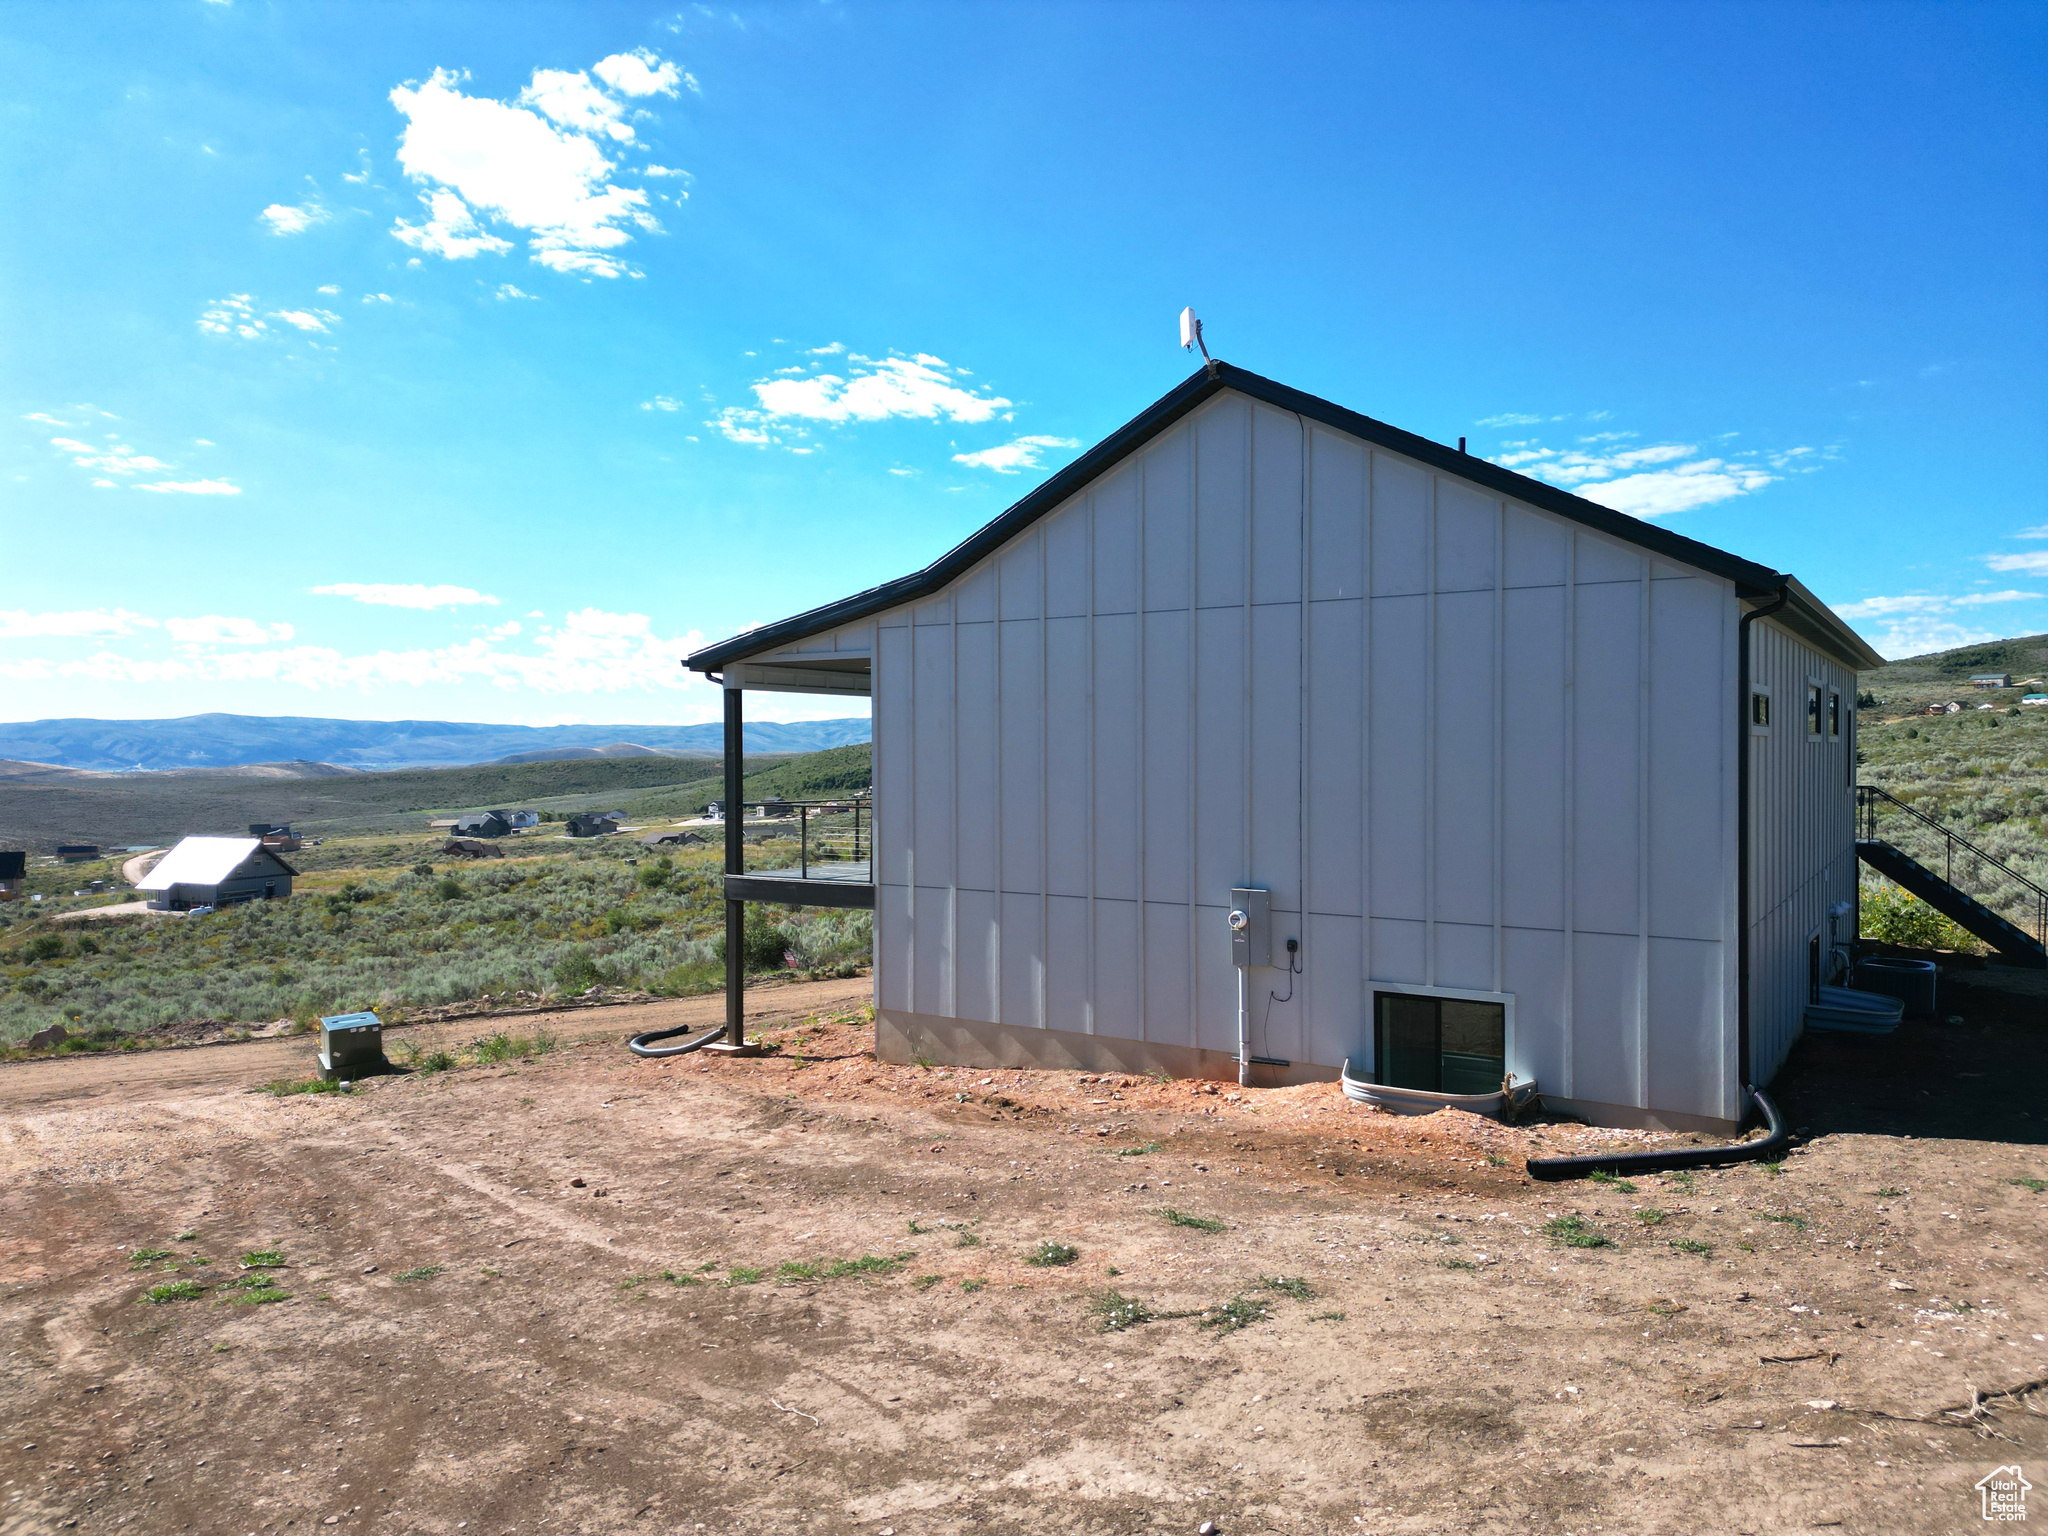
[1526,1085,1789,1181]
[628,1021,729,1059]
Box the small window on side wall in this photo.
[1751,685,1772,733]
[1374,993,1506,1095]
[1807,682,1824,740]
[1827,689,1841,739]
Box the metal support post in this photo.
[724,684,745,1047]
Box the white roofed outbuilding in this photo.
[137,836,297,912]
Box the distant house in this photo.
[2022,694,2047,708]
[1969,673,2013,688]
[248,823,302,852]
[565,814,620,838]
[640,828,707,848]
[1926,701,1963,715]
[454,812,512,838]
[136,836,296,912]
[0,850,23,901]
[56,844,100,863]
[758,797,795,819]
[493,810,541,830]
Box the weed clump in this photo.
[1160,1209,1226,1233]
[1258,1275,1315,1300]
[1587,1170,1637,1193]
[143,1280,206,1304]
[261,1076,351,1097]
[1026,1242,1080,1268]
[239,1247,287,1270]
[1111,1143,1163,1158]
[221,1275,290,1305]
[1541,1216,1612,1249]
[726,1266,766,1286]
[1760,1212,1809,1230]
[1634,1208,1668,1226]
[393,1265,443,1283]
[1197,1295,1272,1334]
[1094,1290,1153,1333]
[2009,1177,2047,1194]
[1668,1237,1713,1257]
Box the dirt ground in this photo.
[2,969,2045,1536]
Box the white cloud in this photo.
[1833,590,2039,621]
[1485,426,1828,519]
[260,202,329,236]
[490,619,523,637]
[642,395,681,411]
[363,292,393,304]
[952,434,1081,474]
[494,284,536,301]
[309,582,499,609]
[642,164,689,179]
[710,353,1011,449]
[23,412,71,426]
[1858,617,2011,661]
[22,609,707,698]
[2015,525,2048,540]
[1985,551,2048,577]
[134,479,243,495]
[271,308,339,333]
[1475,411,1563,428]
[49,436,171,475]
[317,284,340,295]
[387,61,678,280]
[593,49,689,97]
[0,609,157,640]
[166,615,293,645]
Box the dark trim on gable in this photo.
[685,361,1879,673]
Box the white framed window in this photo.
[1367,983,1518,1090]
[1827,688,1841,740]
[1750,683,1773,734]
[1806,679,1825,741]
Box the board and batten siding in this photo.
[861,390,1748,1127]
[1745,618,1860,1086]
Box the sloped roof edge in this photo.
[685,362,1880,674]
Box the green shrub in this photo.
[24,935,65,963]
[1025,1241,1079,1267]
[1860,878,1984,952]
[143,1280,206,1304]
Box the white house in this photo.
[137,836,297,911]
[686,363,1881,1132]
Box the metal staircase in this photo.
[1856,785,2048,969]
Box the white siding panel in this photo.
[1043,616,1090,897]
[998,531,1042,620]
[1573,930,1642,1107]
[1647,936,1722,1118]
[1573,576,1642,934]
[914,886,953,1017]
[1501,585,1567,930]
[1433,588,1495,926]
[1250,602,1302,912]
[1502,925,1568,1091]
[1503,503,1568,588]
[1093,899,1141,1036]
[1044,502,1091,619]
[1307,429,1367,600]
[1196,398,1250,610]
[1093,465,1141,616]
[1435,479,1498,593]
[912,626,956,885]
[1195,905,1238,1054]
[955,621,999,893]
[1369,596,1426,920]
[1574,532,1643,586]
[954,561,996,623]
[1141,610,1192,903]
[1370,453,1430,597]
[914,593,952,627]
[1370,918,1427,984]
[1433,921,1494,991]
[998,620,1043,892]
[1045,895,1092,1032]
[1648,578,1726,941]
[877,882,913,1013]
[1251,405,1303,606]
[1303,911,1366,1067]
[999,892,1044,1026]
[956,887,1000,1023]
[1093,613,1141,902]
[1194,606,1247,900]
[1305,599,1364,917]
[1143,901,1192,1045]
[877,624,914,888]
[1142,427,1192,612]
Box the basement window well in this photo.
[1373,993,1506,1096]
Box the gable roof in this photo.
[685,361,1883,674]
[137,835,295,890]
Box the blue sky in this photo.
[3,1,2044,727]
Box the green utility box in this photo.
[318,1011,385,1080]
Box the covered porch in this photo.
[711,648,873,1048]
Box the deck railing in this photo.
[738,796,870,880]
[1857,783,2048,946]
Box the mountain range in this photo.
[0,713,872,773]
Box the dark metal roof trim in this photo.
[686,361,1875,673]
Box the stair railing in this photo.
[1857,783,2048,946]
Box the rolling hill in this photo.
[0,712,871,772]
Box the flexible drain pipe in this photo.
[1526,1085,1789,1181]
[628,1021,730,1059]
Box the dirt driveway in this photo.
[1,969,2043,1535]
